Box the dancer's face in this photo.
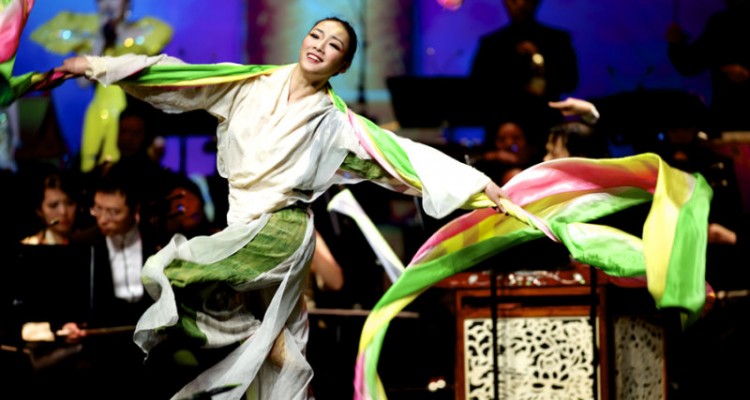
[298,20,351,79]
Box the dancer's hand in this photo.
[484,181,508,214]
[54,56,92,79]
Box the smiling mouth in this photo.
[307,53,322,63]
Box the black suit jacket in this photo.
[668,8,750,132]
[470,21,579,101]
[71,225,161,328]
[64,225,164,398]
[470,21,579,146]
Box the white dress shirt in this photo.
[105,225,144,303]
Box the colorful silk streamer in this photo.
[327,188,405,282]
[0,0,33,105]
[0,0,33,70]
[329,78,711,398]
[0,0,74,107]
[347,153,711,399]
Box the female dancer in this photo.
[56,16,506,399]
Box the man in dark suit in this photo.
[470,0,579,151]
[85,169,159,327]
[666,0,750,135]
[66,165,162,399]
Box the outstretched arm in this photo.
[548,97,600,124]
[54,53,235,117]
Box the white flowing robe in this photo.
[85,54,491,400]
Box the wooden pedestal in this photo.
[437,264,670,400]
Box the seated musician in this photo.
[63,163,161,400]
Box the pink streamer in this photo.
[502,157,657,207]
[0,0,34,62]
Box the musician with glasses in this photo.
[65,163,161,400]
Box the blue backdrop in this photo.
[13,0,725,172]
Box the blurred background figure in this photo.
[545,97,606,161]
[75,165,158,321]
[471,118,538,185]
[0,103,23,245]
[31,0,172,172]
[20,165,82,245]
[0,103,20,173]
[82,98,183,244]
[110,99,178,226]
[156,175,216,242]
[2,163,87,399]
[548,96,600,124]
[470,0,579,151]
[306,229,345,310]
[481,119,536,165]
[543,120,608,161]
[66,165,160,400]
[666,0,750,135]
[116,98,164,164]
[304,228,346,399]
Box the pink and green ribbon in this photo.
[326,88,711,398]
[345,153,711,399]
[0,0,39,106]
[1,0,73,107]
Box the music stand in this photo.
[2,244,94,334]
[386,76,488,129]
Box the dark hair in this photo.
[119,101,150,126]
[29,165,80,211]
[93,163,142,212]
[120,97,156,138]
[312,17,359,68]
[485,119,528,144]
[548,121,608,158]
[117,98,159,161]
[19,164,81,234]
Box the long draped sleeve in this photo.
[83,54,494,221]
[324,89,495,218]
[85,54,237,118]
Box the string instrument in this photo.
[20,322,135,342]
